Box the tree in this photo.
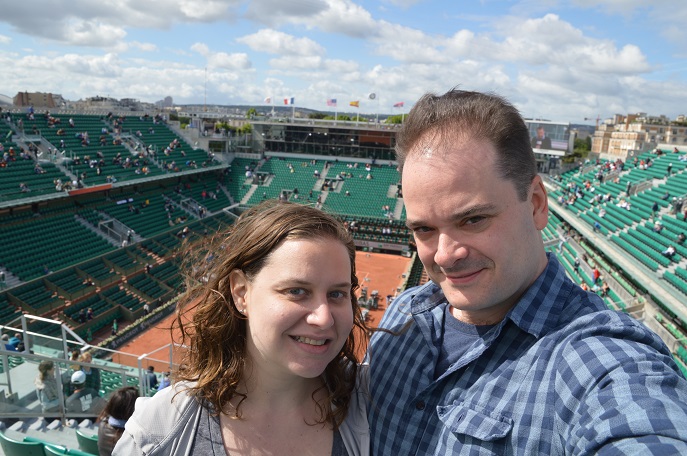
[246,108,257,119]
[385,115,404,124]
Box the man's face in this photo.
[537,128,545,139]
[402,136,549,324]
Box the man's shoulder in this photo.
[379,282,439,326]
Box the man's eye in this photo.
[465,216,486,225]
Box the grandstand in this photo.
[1,109,687,451]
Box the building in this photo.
[13,91,65,109]
[592,113,687,160]
[251,117,572,169]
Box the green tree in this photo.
[246,108,257,119]
[385,115,404,124]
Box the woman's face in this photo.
[232,237,354,382]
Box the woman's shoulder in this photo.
[338,365,370,456]
[114,382,203,455]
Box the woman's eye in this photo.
[287,288,306,296]
[329,290,348,299]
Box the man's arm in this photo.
[557,321,687,454]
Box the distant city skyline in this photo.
[1,1,686,124]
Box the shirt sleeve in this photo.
[556,318,687,454]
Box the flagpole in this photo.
[271,96,274,117]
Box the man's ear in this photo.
[530,175,549,230]
[229,269,248,314]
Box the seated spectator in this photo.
[157,372,171,392]
[601,282,610,297]
[662,245,676,258]
[145,366,158,392]
[678,232,686,245]
[8,333,22,351]
[1,334,16,351]
[66,371,106,417]
[80,352,101,392]
[653,221,664,233]
[97,386,138,456]
[35,360,60,414]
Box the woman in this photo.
[114,201,369,455]
[98,386,139,455]
[35,360,60,413]
[80,351,102,392]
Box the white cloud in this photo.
[0,35,11,44]
[191,42,252,70]
[130,41,158,52]
[237,29,325,56]
[270,55,323,70]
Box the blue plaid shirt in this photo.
[368,254,687,455]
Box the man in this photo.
[368,88,687,454]
[7,333,22,351]
[530,125,551,149]
[662,245,676,259]
[145,365,158,392]
[66,371,105,417]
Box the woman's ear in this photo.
[229,269,248,314]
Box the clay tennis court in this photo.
[112,251,412,371]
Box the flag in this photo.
[349,101,359,108]
[284,97,295,105]
[326,98,337,107]
[264,97,271,104]
[393,101,404,108]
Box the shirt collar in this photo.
[410,253,570,339]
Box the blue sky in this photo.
[0,0,685,123]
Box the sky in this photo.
[0,0,686,124]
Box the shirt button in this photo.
[415,401,425,411]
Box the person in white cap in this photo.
[66,370,105,416]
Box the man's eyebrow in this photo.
[405,203,498,229]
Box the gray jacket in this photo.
[113,370,369,456]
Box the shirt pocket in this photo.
[437,402,513,442]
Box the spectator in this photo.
[114,201,368,455]
[34,360,60,414]
[66,371,106,417]
[98,386,139,456]
[678,232,686,245]
[157,372,171,392]
[662,245,676,258]
[8,333,22,351]
[1,334,15,351]
[144,366,158,392]
[80,352,101,392]
[367,88,687,454]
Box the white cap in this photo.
[71,370,86,385]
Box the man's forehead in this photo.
[405,133,495,169]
